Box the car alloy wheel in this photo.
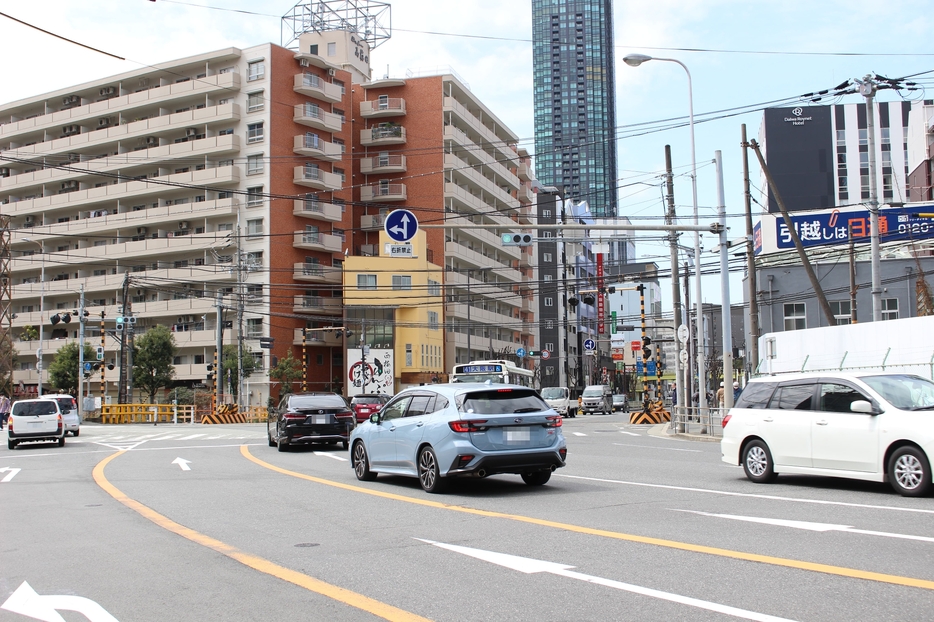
[889,446,931,497]
[742,440,776,483]
[418,447,447,493]
[352,442,377,481]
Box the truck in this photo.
[756,315,934,379]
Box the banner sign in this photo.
[768,206,934,254]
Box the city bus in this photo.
[450,360,534,387]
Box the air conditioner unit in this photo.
[61,181,78,191]
[24,215,35,225]
[98,117,113,128]
[62,125,80,136]
[0,168,9,178]
[146,137,158,147]
[137,227,148,235]
[328,68,336,76]
[186,128,197,137]
[62,95,79,107]
[299,58,310,67]
[178,221,189,230]
[176,316,185,324]
[100,87,116,97]
[139,78,150,87]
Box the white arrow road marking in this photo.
[572,432,587,437]
[0,467,22,482]
[415,539,795,622]
[314,451,348,461]
[677,510,934,543]
[1,580,120,622]
[172,457,192,471]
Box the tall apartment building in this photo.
[0,30,535,403]
[531,0,618,218]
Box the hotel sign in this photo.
[784,106,813,126]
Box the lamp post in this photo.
[623,54,707,411]
[22,237,45,396]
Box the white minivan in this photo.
[541,387,572,417]
[8,398,65,450]
[721,372,934,496]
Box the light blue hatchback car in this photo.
[350,384,567,493]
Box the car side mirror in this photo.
[850,400,877,415]
[370,413,380,424]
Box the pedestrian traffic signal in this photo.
[500,233,534,246]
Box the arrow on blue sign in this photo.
[516,348,526,358]
[583,339,596,351]
[384,209,418,242]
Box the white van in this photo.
[541,387,571,417]
[581,385,612,416]
[8,398,65,449]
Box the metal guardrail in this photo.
[669,406,725,438]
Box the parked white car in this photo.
[42,394,79,436]
[721,372,934,496]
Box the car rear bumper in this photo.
[285,423,352,445]
[447,449,567,477]
[9,431,64,442]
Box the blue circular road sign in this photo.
[384,209,418,242]
[516,347,526,358]
[584,338,596,350]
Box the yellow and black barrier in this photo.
[629,400,671,425]
[202,403,245,424]
[101,404,175,424]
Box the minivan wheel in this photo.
[521,471,551,486]
[352,442,377,481]
[888,446,931,497]
[7,439,15,450]
[742,440,777,483]
[58,436,65,447]
[417,447,447,493]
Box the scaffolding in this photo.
[281,0,391,50]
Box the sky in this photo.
[2,0,933,312]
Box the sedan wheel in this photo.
[352,442,377,481]
[888,446,931,497]
[521,471,551,486]
[417,447,447,493]
[268,432,276,447]
[277,435,288,452]
[742,439,777,483]
[73,429,80,437]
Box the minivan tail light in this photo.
[449,420,488,433]
[721,414,731,428]
[57,414,63,431]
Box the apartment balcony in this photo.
[360,213,386,230]
[360,125,406,146]
[292,165,342,191]
[293,73,343,103]
[0,72,241,141]
[293,262,342,284]
[292,134,342,161]
[443,96,517,163]
[361,183,406,202]
[293,103,343,133]
[518,184,534,204]
[292,198,342,222]
[293,295,342,316]
[445,153,518,207]
[443,124,518,191]
[360,98,407,119]
[517,161,532,182]
[168,329,217,348]
[293,231,343,253]
[293,328,344,347]
[360,154,406,174]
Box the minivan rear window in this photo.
[12,401,58,416]
[734,382,777,409]
[459,389,547,415]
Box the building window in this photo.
[543,252,552,263]
[247,122,264,143]
[830,300,851,325]
[405,344,412,367]
[247,91,264,112]
[544,275,553,282]
[246,318,263,338]
[357,274,377,290]
[246,186,263,207]
[882,298,899,320]
[836,129,846,147]
[543,209,552,218]
[327,42,337,56]
[428,311,438,330]
[217,223,233,232]
[783,303,806,331]
[428,279,441,296]
[544,297,554,307]
[247,154,264,174]
[246,218,263,236]
[392,275,412,290]
[247,60,265,81]
[334,167,345,183]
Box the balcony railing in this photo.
[360,98,407,118]
[361,183,407,202]
[360,125,406,146]
[360,154,406,174]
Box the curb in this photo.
[647,422,721,442]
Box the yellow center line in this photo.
[92,451,431,622]
[241,445,934,592]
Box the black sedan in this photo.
[268,393,354,452]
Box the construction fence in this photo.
[98,403,268,425]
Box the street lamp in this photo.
[22,237,45,396]
[623,53,707,411]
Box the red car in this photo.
[350,394,390,423]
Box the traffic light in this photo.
[206,363,214,382]
[582,293,595,305]
[500,233,534,246]
[526,350,541,357]
[96,346,105,361]
[50,312,71,325]
[115,316,125,331]
[642,336,652,359]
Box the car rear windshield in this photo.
[52,398,75,410]
[12,401,58,416]
[458,389,548,415]
[288,395,348,411]
[734,382,778,409]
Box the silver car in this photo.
[350,384,567,493]
[42,394,80,436]
[8,398,65,449]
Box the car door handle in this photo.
[816,420,829,426]
[416,422,424,427]
[389,426,396,432]
[763,417,774,423]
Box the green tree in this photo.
[0,328,17,396]
[268,350,302,401]
[220,344,256,400]
[171,386,194,405]
[20,325,38,341]
[133,325,178,403]
[48,342,96,396]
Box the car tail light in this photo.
[721,414,731,428]
[57,414,63,431]
[335,411,353,419]
[449,420,488,433]
[544,415,562,428]
[7,418,12,433]
[284,413,305,422]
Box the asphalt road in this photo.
[3,415,933,621]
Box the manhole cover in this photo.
[294,543,320,548]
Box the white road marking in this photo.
[95,441,147,451]
[677,509,934,543]
[619,430,640,436]
[314,451,349,462]
[557,474,934,515]
[177,434,206,440]
[172,457,192,471]
[0,467,22,482]
[147,434,179,441]
[572,432,587,437]
[613,443,701,453]
[416,539,795,622]
[2,581,120,621]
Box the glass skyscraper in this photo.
[531,0,618,217]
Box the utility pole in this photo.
[215,290,223,410]
[359,316,367,395]
[77,285,85,420]
[664,145,685,422]
[715,151,734,409]
[858,75,883,321]
[741,124,759,374]
[236,224,244,407]
[118,272,129,403]
[100,312,106,402]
